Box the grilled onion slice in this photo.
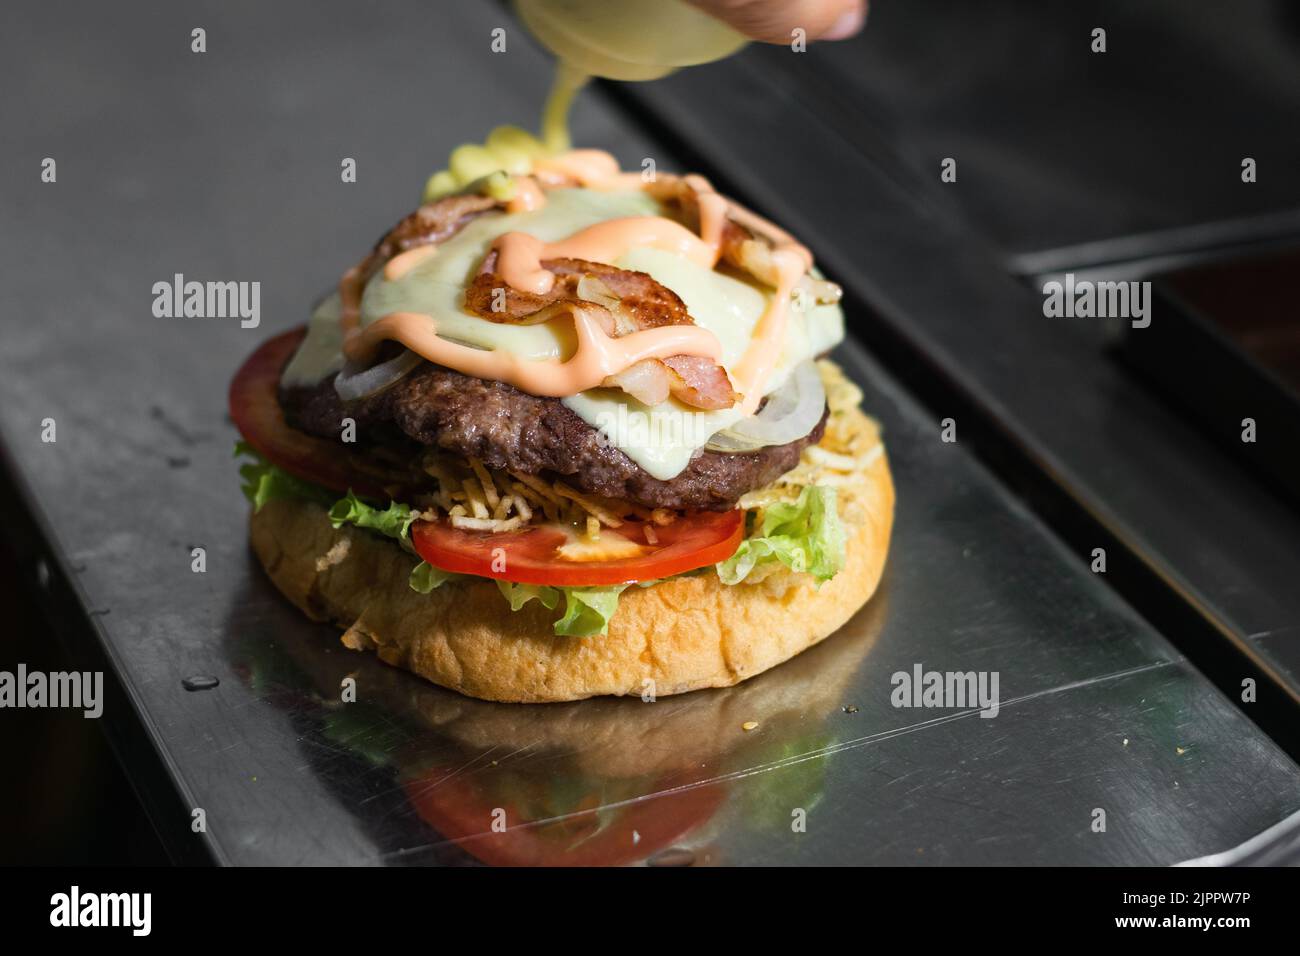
[333,348,424,402]
[705,360,825,453]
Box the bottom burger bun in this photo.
[248,393,895,704]
[249,566,888,778]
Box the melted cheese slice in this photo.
[283,187,845,481]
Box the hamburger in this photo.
[229,129,894,703]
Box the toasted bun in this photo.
[249,373,894,703]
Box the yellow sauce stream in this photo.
[540,61,589,153]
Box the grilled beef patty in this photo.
[280,364,825,512]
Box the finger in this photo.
[686,0,867,44]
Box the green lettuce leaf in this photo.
[233,443,630,637]
[492,580,627,637]
[409,561,460,593]
[554,586,629,637]
[235,442,333,512]
[716,485,845,585]
[328,490,418,544]
[494,580,560,612]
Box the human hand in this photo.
[686,0,867,43]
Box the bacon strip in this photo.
[336,189,745,411]
[661,355,737,410]
[603,360,671,407]
[466,254,737,410]
[339,193,501,334]
[465,254,691,330]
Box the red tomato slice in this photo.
[229,327,394,499]
[411,511,743,587]
[402,768,725,867]
[234,328,745,585]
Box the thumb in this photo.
[686,0,867,44]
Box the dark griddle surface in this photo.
[1,1,1297,865]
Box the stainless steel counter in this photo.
[2,0,1298,865]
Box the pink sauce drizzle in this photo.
[345,307,721,398]
[382,245,438,281]
[342,149,817,413]
[495,217,717,295]
[505,176,547,213]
